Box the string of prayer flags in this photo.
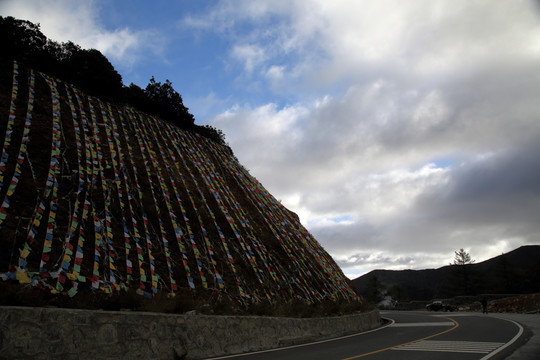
[0,67,34,231]
[203,136,323,301]
[122,107,159,294]
[140,114,212,291]
[162,122,224,290]
[67,86,96,286]
[95,99,121,285]
[55,85,85,293]
[183,132,267,296]
[203,138,281,295]
[87,98,107,289]
[19,73,62,272]
[146,117,210,290]
[0,61,19,193]
[103,102,136,285]
[130,109,201,293]
[172,128,246,297]
[115,107,149,292]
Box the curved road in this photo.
[207,311,524,360]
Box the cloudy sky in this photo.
[2,0,540,278]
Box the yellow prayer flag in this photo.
[20,248,30,259]
[16,271,31,284]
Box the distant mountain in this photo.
[352,245,540,301]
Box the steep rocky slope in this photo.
[0,60,362,312]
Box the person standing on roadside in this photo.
[481,297,488,314]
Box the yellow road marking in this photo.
[342,317,459,360]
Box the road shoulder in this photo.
[487,313,540,360]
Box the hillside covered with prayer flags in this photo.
[0,58,365,314]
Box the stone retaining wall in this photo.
[0,306,381,359]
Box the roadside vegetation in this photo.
[0,280,372,317]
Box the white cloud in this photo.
[189,0,540,93]
[187,91,233,124]
[207,0,540,277]
[231,44,266,73]
[303,0,540,84]
[411,91,450,133]
[265,65,285,80]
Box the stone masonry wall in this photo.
[0,306,381,359]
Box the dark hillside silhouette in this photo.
[352,245,540,301]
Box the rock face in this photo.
[0,61,359,306]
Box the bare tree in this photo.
[447,248,478,296]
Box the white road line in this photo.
[479,318,524,360]
[391,322,455,327]
[205,318,396,359]
[393,340,504,354]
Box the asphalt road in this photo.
[206,311,525,360]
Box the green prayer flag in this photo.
[67,287,78,297]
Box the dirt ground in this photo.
[488,293,540,313]
[461,293,540,314]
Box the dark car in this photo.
[426,301,456,312]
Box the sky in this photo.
[2,0,540,279]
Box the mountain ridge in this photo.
[352,245,540,301]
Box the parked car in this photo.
[426,301,456,312]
